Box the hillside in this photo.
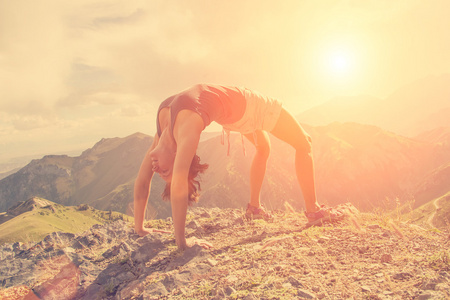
[298,74,450,137]
[0,207,448,299]
[0,133,160,214]
[0,197,130,244]
[0,168,21,181]
[307,123,449,210]
[198,123,450,213]
[415,127,450,145]
[407,191,450,230]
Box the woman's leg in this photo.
[244,130,271,208]
[270,108,320,213]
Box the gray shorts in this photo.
[222,88,282,134]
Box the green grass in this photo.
[0,204,132,245]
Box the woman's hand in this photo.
[186,237,214,249]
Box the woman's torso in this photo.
[156,84,246,137]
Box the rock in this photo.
[287,276,304,288]
[243,292,258,300]
[419,278,439,290]
[233,216,245,226]
[102,244,121,259]
[187,220,200,229]
[318,236,330,243]
[282,282,292,289]
[144,282,168,297]
[131,237,165,264]
[212,287,226,299]
[77,204,91,211]
[80,283,103,300]
[162,271,192,291]
[224,286,236,296]
[95,263,135,286]
[380,253,393,263]
[200,211,212,218]
[367,224,381,230]
[167,244,209,269]
[43,232,76,248]
[33,262,80,300]
[361,285,371,293]
[358,246,369,254]
[117,279,145,300]
[225,275,238,283]
[207,258,218,266]
[102,241,132,259]
[416,292,433,300]
[189,263,211,275]
[382,231,393,237]
[392,272,414,280]
[297,289,315,299]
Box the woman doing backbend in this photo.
[134,84,343,250]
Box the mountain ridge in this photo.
[0,122,448,223]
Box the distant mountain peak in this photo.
[80,132,152,158]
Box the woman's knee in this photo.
[255,142,271,159]
[246,131,271,159]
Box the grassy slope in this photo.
[405,191,450,229]
[0,204,132,244]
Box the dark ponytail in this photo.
[162,154,209,205]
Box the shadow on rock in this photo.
[79,234,166,299]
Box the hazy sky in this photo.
[1,0,449,162]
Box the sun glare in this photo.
[308,35,366,93]
[323,46,355,79]
[327,50,353,76]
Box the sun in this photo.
[307,34,363,90]
[323,46,356,80]
[294,33,367,99]
[327,50,352,75]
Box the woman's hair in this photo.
[162,154,209,205]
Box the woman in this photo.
[134,84,343,250]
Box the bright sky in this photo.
[1,0,449,162]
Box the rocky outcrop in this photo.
[1,207,449,299]
[7,197,55,216]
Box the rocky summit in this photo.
[0,206,449,299]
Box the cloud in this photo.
[1,0,308,119]
[11,115,54,131]
[1,0,449,162]
[0,0,72,114]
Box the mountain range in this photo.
[0,75,449,222]
[0,125,448,221]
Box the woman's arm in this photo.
[134,135,159,235]
[171,113,204,249]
